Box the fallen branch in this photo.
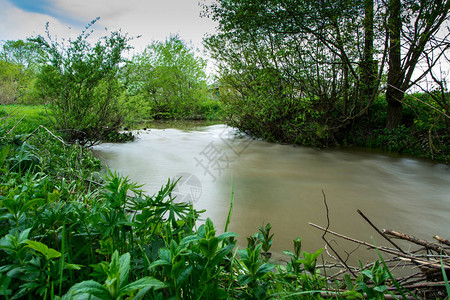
[434,235,450,247]
[320,191,357,277]
[24,125,67,145]
[308,223,450,271]
[383,229,448,255]
[6,115,25,135]
[357,209,406,254]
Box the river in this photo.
[92,124,450,265]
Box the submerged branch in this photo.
[383,229,448,255]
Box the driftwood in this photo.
[434,235,450,247]
[383,229,448,255]
[309,201,450,299]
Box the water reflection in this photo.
[93,124,450,265]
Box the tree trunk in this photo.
[386,0,403,130]
[362,0,376,102]
[343,62,348,116]
[386,88,404,130]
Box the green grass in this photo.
[0,104,54,134]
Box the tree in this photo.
[1,40,39,68]
[204,0,375,144]
[0,40,39,103]
[30,19,131,146]
[123,35,211,120]
[385,0,450,129]
[386,0,403,129]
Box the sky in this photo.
[0,0,218,55]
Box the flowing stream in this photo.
[92,124,450,265]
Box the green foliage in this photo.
[121,35,220,124]
[0,40,39,104]
[356,261,389,299]
[204,0,450,159]
[30,19,131,146]
[63,251,166,300]
[339,94,450,161]
[217,67,326,146]
[203,0,369,146]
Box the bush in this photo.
[30,19,131,146]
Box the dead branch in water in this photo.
[383,229,449,255]
[320,190,357,277]
[433,235,450,247]
[309,205,450,299]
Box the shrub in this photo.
[30,19,131,146]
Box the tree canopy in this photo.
[121,35,215,121]
[203,0,450,145]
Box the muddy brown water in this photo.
[92,124,450,266]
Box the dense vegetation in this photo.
[0,20,222,144]
[202,0,450,162]
[121,35,222,124]
[1,4,449,159]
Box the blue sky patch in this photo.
[9,0,54,15]
[8,0,84,26]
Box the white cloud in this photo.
[0,0,67,42]
[0,0,218,52]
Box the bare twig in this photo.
[383,230,448,255]
[23,125,66,145]
[309,222,450,271]
[434,235,450,247]
[320,191,357,277]
[6,115,25,135]
[357,209,406,254]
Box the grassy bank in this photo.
[120,98,225,130]
[220,92,449,163]
[0,104,53,134]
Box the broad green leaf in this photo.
[120,277,167,296]
[109,250,120,277]
[217,231,238,241]
[46,247,62,260]
[27,240,61,260]
[180,235,200,245]
[211,243,235,267]
[158,248,171,263]
[64,280,111,300]
[361,270,374,280]
[148,259,171,269]
[373,285,387,293]
[255,263,275,278]
[64,263,83,270]
[237,274,252,286]
[118,252,131,289]
[18,228,32,243]
[176,265,193,286]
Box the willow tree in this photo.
[204,0,450,140]
[203,0,379,144]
